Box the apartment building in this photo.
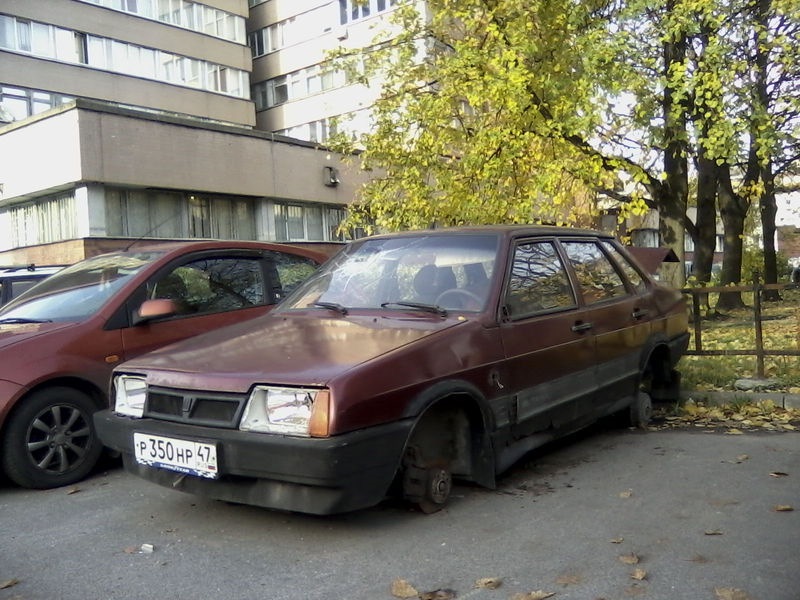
[247,0,414,142]
[1,0,254,126]
[0,0,370,263]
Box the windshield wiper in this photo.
[313,301,349,315]
[380,301,448,317]
[0,317,54,324]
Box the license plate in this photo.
[133,433,218,479]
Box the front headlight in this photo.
[114,375,147,418]
[240,386,330,437]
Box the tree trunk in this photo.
[692,151,718,286]
[690,150,718,313]
[760,161,781,300]
[754,0,781,301]
[716,166,748,310]
[659,8,689,290]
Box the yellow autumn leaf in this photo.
[474,577,502,589]
[0,579,20,590]
[391,578,418,598]
[630,568,647,581]
[511,592,555,600]
[715,587,751,600]
[619,553,640,565]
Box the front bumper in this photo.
[94,410,413,514]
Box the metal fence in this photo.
[682,276,800,379]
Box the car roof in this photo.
[83,239,330,263]
[362,225,612,241]
[0,265,67,278]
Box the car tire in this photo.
[2,387,103,489]
[628,391,653,429]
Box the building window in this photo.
[253,64,345,110]
[248,18,298,58]
[0,85,73,123]
[5,193,77,247]
[0,15,248,98]
[76,0,246,44]
[105,189,185,238]
[274,202,346,242]
[189,196,255,240]
[1,15,248,98]
[275,118,336,143]
[338,0,398,25]
[106,189,255,240]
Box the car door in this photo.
[498,239,597,438]
[115,251,293,362]
[559,239,653,414]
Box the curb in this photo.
[680,390,800,410]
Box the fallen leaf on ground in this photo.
[705,529,724,536]
[688,554,709,563]
[391,579,418,599]
[624,583,646,596]
[474,577,502,589]
[0,579,20,590]
[609,537,624,544]
[725,428,744,435]
[735,454,749,462]
[630,568,647,581]
[419,589,456,600]
[510,591,555,600]
[555,574,582,586]
[619,489,633,498]
[773,505,794,512]
[618,553,640,565]
[715,587,751,600]
[769,472,788,478]
[65,486,81,495]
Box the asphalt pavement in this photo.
[1,427,798,600]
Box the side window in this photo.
[561,241,628,305]
[269,252,319,299]
[150,257,265,315]
[505,241,576,318]
[601,242,647,294]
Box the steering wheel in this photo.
[435,288,483,308]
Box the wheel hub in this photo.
[50,428,69,447]
[428,467,452,505]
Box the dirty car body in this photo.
[0,241,326,490]
[96,227,689,514]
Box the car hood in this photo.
[0,321,76,349]
[119,313,467,393]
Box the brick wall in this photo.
[777,226,800,264]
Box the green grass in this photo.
[679,287,800,391]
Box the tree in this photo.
[329,0,798,297]
[330,0,650,233]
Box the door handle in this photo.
[571,321,593,333]
[632,308,650,320]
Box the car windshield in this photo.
[279,233,500,313]
[0,251,165,323]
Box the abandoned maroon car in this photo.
[95,226,689,514]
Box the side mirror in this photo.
[134,298,177,325]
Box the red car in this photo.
[0,240,327,489]
[96,227,689,514]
